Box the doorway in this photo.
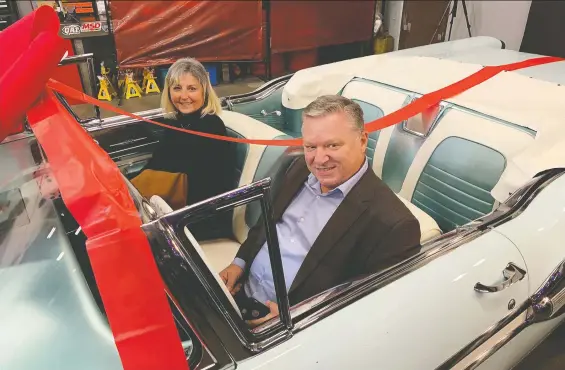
[398,0,450,50]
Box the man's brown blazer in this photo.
[236,157,421,305]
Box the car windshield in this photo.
[0,137,127,368]
[0,137,195,367]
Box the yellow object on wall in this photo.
[373,34,394,54]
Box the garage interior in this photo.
[3,1,565,369]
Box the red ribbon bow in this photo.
[1,7,190,370]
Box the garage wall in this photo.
[520,0,565,58]
[447,0,532,51]
[384,0,404,51]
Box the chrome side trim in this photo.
[106,141,159,156]
[85,108,166,132]
[222,74,292,107]
[109,137,148,147]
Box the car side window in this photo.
[403,97,445,137]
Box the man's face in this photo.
[302,111,368,193]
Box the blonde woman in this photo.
[141,57,232,237]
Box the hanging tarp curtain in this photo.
[110,1,375,68]
[269,0,375,53]
[110,0,264,68]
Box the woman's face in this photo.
[169,73,205,114]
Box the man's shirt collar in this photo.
[306,158,369,197]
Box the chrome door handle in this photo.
[474,262,527,293]
[261,109,282,117]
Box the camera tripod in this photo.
[430,0,472,44]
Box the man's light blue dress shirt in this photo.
[233,159,369,303]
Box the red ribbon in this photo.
[0,6,66,142]
[27,89,190,370]
[46,54,563,145]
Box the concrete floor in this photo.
[71,76,266,119]
[69,74,565,370]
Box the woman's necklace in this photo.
[179,114,193,129]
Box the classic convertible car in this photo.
[2,36,565,370]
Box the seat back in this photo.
[398,109,534,232]
[183,227,242,318]
[394,192,441,243]
[225,128,249,189]
[339,78,536,235]
[219,111,294,244]
[339,79,415,184]
[150,195,242,318]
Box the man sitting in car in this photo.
[220,95,421,326]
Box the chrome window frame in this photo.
[345,77,537,139]
[56,53,102,125]
[400,94,450,138]
[221,74,292,108]
[143,178,294,357]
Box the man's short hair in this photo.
[302,95,365,132]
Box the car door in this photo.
[471,171,565,370]
[236,229,529,370]
[224,76,290,134]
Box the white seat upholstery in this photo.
[150,195,173,217]
[183,228,241,318]
[198,238,241,274]
[394,193,441,243]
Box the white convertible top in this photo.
[281,37,565,201]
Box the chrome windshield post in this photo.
[58,53,101,124]
[143,178,293,351]
[260,183,293,331]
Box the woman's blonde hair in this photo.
[160,57,222,118]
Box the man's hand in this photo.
[246,301,279,328]
[219,263,244,295]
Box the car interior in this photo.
[57,70,539,330]
[147,82,534,281]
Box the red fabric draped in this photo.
[0,6,65,141]
[110,1,264,68]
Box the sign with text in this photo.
[59,21,108,38]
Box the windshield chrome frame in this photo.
[142,178,293,354]
[57,53,101,124]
